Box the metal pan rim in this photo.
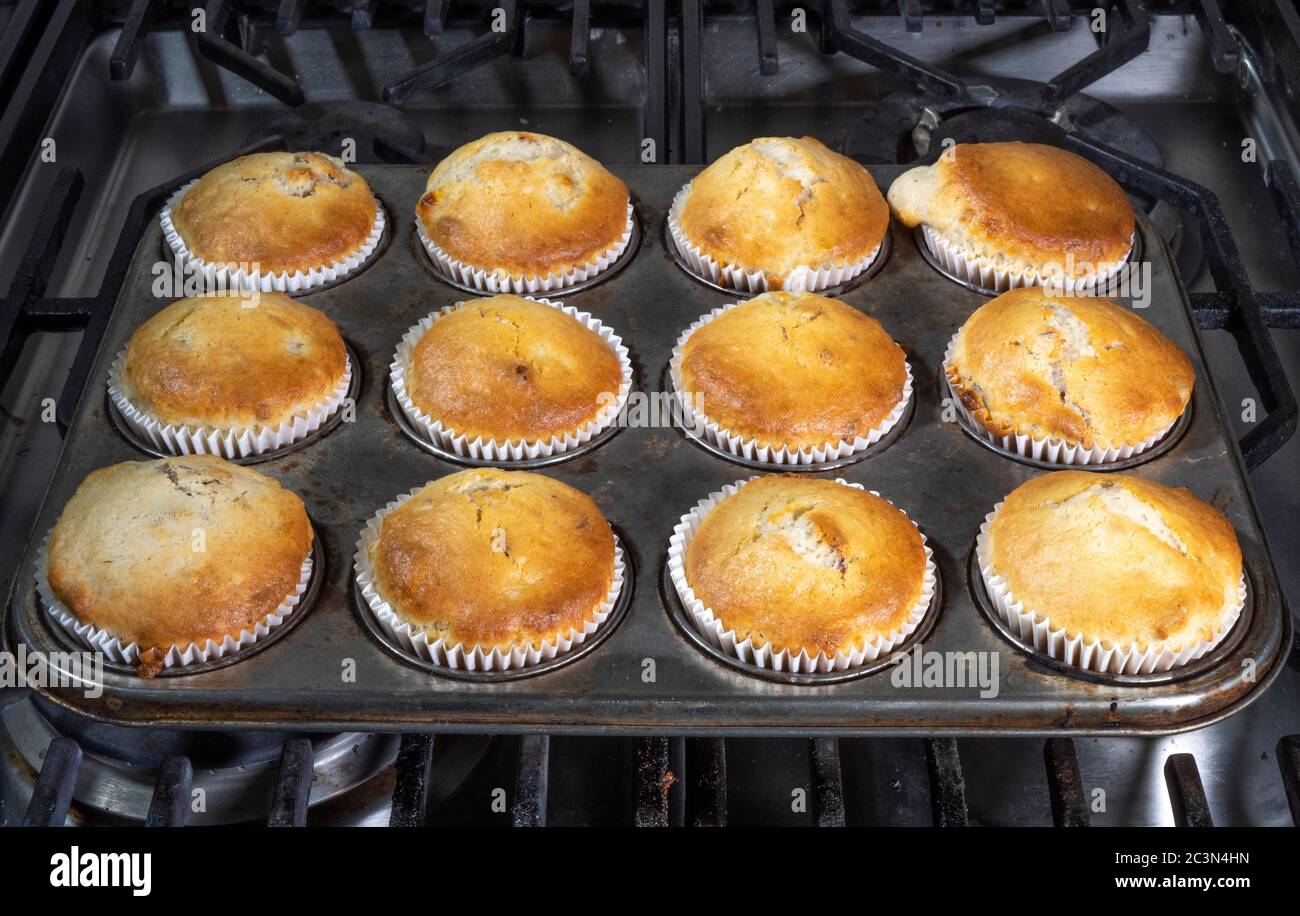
[663,217,893,299]
[912,223,1145,298]
[966,545,1254,687]
[107,341,364,466]
[659,544,944,686]
[350,531,636,683]
[39,530,328,679]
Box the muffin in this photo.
[944,288,1193,464]
[888,141,1134,292]
[110,292,351,458]
[39,455,314,676]
[391,294,631,461]
[415,131,632,293]
[354,468,623,671]
[669,136,890,292]
[977,471,1245,674]
[163,151,383,292]
[668,476,934,672]
[671,291,911,464]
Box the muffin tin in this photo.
[4,164,1289,735]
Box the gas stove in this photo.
[1,1,1298,830]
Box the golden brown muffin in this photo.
[46,455,312,653]
[678,291,908,450]
[888,142,1134,282]
[368,469,616,653]
[985,471,1242,648]
[416,131,629,279]
[684,476,927,658]
[946,288,1193,448]
[171,152,379,275]
[676,137,889,289]
[119,292,348,430]
[403,294,623,442]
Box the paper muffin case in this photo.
[920,224,1132,295]
[975,502,1246,675]
[34,533,313,674]
[107,351,352,460]
[667,183,883,294]
[941,333,1180,466]
[416,203,635,294]
[669,303,913,466]
[159,179,386,293]
[353,486,626,672]
[390,298,632,462]
[667,477,937,673]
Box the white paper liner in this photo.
[669,302,913,466]
[667,183,883,293]
[416,203,634,294]
[390,298,632,462]
[107,351,353,459]
[921,224,1132,295]
[667,477,937,673]
[941,332,1181,465]
[975,502,1246,675]
[160,179,386,293]
[35,533,313,673]
[353,486,626,671]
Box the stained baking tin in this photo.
[4,166,1289,735]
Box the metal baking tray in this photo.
[4,164,1290,735]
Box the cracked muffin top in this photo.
[676,136,889,288]
[171,152,379,275]
[683,476,927,658]
[403,294,622,442]
[416,131,629,279]
[887,142,1134,281]
[986,471,1242,648]
[677,291,907,450]
[46,455,312,653]
[947,288,1193,448]
[120,292,348,430]
[368,469,616,652]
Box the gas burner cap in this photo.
[244,101,426,163]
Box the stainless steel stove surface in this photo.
[1,2,1298,827]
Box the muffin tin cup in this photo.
[160,180,387,294]
[666,477,938,675]
[34,532,317,677]
[916,224,1137,297]
[668,303,914,467]
[352,486,628,674]
[666,182,885,294]
[388,299,633,465]
[415,203,636,295]
[974,501,1246,676]
[106,350,355,461]
[940,333,1186,467]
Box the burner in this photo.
[244,101,427,163]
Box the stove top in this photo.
[1,1,1298,828]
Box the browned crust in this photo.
[415,131,629,278]
[47,455,313,653]
[987,471,1242,648]
[171,152,378,276]
[679,291,907,450]
[678,136,890,289]
[369,469,616,652]
[887,142,1134,278]
[683,476,926,658]
[946,288,1194,448]
[120,292,348,430]
[405,295,622,442]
